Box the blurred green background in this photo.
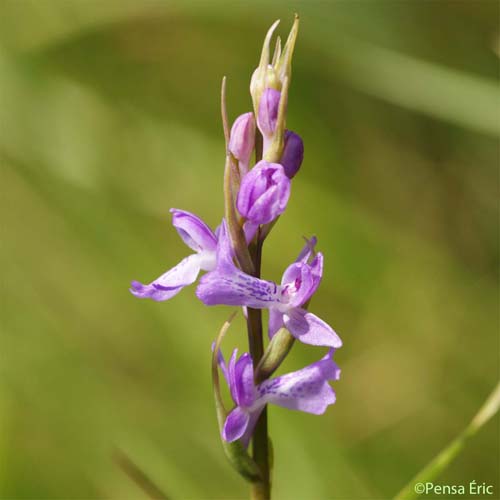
[1,1,499,499]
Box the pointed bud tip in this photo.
[259,20,281,68]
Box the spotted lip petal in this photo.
[197,269,281,308]
[170,209,217,253]
[257,348,339,414]
[196,222,281,308]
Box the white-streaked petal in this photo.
[130,254,202,301]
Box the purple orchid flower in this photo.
[217,346,340,447]
[130,209,217,301]
[237,160,291,226]
[197,222,342,348]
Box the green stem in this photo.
[247,239,271,500]
[394,381,500,500]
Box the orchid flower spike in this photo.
[197,222,342,348]
[216,347,340,447]
[130,209,217,301]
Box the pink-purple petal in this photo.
[257,88,281,137]
[239,409,263,448]
[308,252,324,298]
[281,130,304,178]
[284,308,342,348]
[237,162,291,225]
[197,270,281,308]
[130,281,183,302]
[233,353,256,407]
[227,348,239,404]
[294,236,317,264]
[268,309,284,338]
[170,209,217,253]
[222,406,251,442]
[243,221,259,244]
[280,263,315,308]
[196,223,282,308]
[130,253,202,301]
[246,178,290,224]
[256,349,339,414]
[228,112,255,174]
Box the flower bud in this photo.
[237,160,291,225]
[250,20,281,114]
[250,16,299,115]
[228,112,255,174]
[257,88,281,137]
[280,130,304,178]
